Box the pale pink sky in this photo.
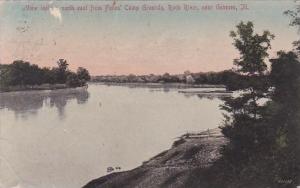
[0,1,298,75]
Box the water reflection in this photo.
[179,93,232,100]
[101,83,198,93]
[196,93,231,100]
[0,88,90,119]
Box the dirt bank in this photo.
[83,128,226,188]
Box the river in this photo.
[0,83,224,188]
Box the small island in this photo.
[0,59,91,92]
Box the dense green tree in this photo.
[8,60,44,86]
[0,64,11,89]
[77,67,91,82]
[41,67,56,84]
[268,51,300,187]
[66,72,81,87]
[9,60,30,86]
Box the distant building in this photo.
[186,75,195,84]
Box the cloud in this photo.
[49,7,62,23]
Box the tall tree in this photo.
[219,21,274,187]
[54,59,69,83]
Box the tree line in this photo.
[92,70,241,89]
[0,59,91,89]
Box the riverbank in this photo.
[0,84,88,93]
[83,128,227,188]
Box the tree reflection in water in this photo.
[0,89,90,119]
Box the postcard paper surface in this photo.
[0,0,299,188]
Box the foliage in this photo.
[53,59,69,84]
[0,59,90,89]
[1,60,44,86]
[92,70,241,89]
[77,67,91,82]
[66,72,81,87]
[207,20,300,188]
[216,21,281,187]
[220,21,274,143]
[268,51,300,186]
[285,6,300,53]
[230,21,274,75]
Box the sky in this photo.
[0,0,299,75]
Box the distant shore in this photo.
[0,84,88,93]
[93,82,226,89]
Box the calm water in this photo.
[0,84,224,188]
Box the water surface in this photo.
[0,84,224,188]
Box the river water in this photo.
[0,83,224,188]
